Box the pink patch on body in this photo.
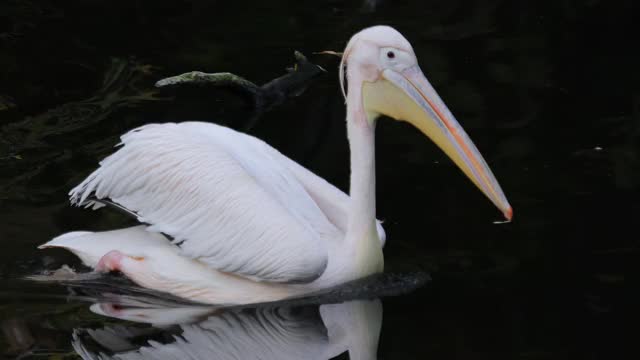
[95,250,126,273]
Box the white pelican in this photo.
[39,26,512,305]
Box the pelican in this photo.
[39,26,512,305]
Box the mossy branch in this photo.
[154,51,325,112]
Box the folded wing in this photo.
[70,122,340,283]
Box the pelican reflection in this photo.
[72,299,382,360]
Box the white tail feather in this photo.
[38,226,168,268]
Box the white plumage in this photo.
[40,26,511,305]
[41,121,386,304]
[70,122,339,283]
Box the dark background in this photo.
[0,0,638,358]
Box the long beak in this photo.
[363,66,512,220]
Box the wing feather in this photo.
[70,122,339,283]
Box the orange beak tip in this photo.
[504,207,513,221]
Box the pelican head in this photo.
[341,26,512,220]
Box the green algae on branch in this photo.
[155,51,326,113]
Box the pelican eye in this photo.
[386,51,395,59]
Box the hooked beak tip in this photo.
[504,207,513,221]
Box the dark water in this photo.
[1,0,637,358]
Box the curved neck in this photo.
[344,85,383,276]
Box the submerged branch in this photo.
[155,51,326,128]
